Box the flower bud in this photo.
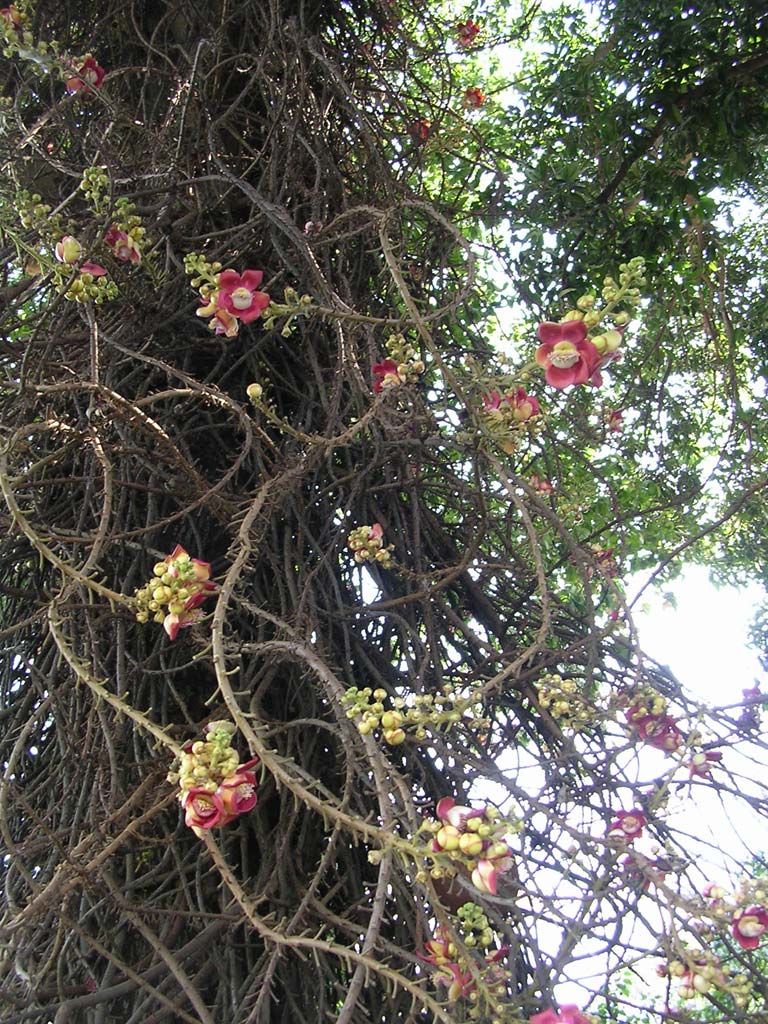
[384,728,406,745]
[459,832,484,856]
[436,826,461,851]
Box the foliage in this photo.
[0,1,766,1023]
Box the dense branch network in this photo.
[0,2,766,1023]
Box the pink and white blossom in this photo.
[216,269,271,323]
[732,905,768,949]
[608,809,647,842]
[535,320,601,389]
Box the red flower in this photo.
[608,809,647,841]
[217,269,271,323]
[625,705,683,752]
[409,118,430,143]
[481,388,539,422]
[732,905,768,949]
[535,320,601,389]
[105,226,141,264]
[688,750,723,778]
[606,409,623,433]
[66,56,105,94]
[455,20,480,47]
[182,787,226,830]
[462,87,485,108]
[218,767,258,817]
[372,358,406,392]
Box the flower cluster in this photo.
[535,673,596,730]
[167,721,258,837]
[0,8,105,104]
[16,190,65,240]
[133,544,217,639]
[342,682,490,746]
[623,689,683,753]
[0,5,21,31]
[185,253,270,338]
[455,20,480,47]
[462,86,485,108]
[427,797,517,895]
[607,808,647,842]
[535,258,645,389]
[78,166,146,264]
[659,953,751,1005]
[420,910,507,1006]
[53,234,117,303]
[480,387,541,453]
[372,333,425,393]
[347,523,395,569]
[1,4,56,60]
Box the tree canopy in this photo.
[0,1,767,1022]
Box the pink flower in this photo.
[105,226,141,264]
[530,1006,592,1024]
[508,387,540,422]
[702,882,727,907]
[196,293,240,338]
[372,358,406,392]
[66,56,105,94]
[217,269,270,323]
[218,765,259,817]
[462,87,485,108]
[436,796,485,830]
[535,320,601,389]
[471,855,503,895]
[482,388,539,422]
[688,750,723,778]
[163,607,204,640]
[455,20,480,47]
[608,809,647,841]
[182,787,226,830]
[732,905,768,949]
